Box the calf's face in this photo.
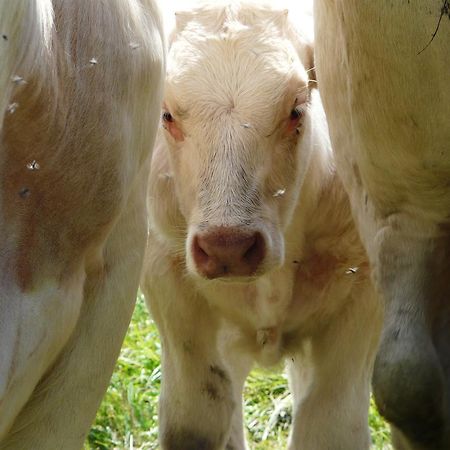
[162,9,313,280]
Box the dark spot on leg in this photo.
[352,163,362,186]
[183,340,194,354]
[392,328,400,341]
[209,364,229,383]
[203,381,222,401]
[19,187,30,198]
[163,429,214,450]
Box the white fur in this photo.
[314,1,450,448]
[0,1,165,447]
[0,0,53,131]
[142,2,381,448]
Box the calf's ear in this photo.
[305,44,316,88]
[284,6,316,87]
[163,11,193,48]
[295,28,316,87]
[174,11,194,33]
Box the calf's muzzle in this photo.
[192,226,265,279]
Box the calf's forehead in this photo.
[165,33,307,126]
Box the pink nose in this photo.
[192,227,266,279]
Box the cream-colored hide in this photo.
[142,2,381,449]
[314,1,450,449]
[0,1,164,448]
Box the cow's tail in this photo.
[0,0,54,132]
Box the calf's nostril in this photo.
[193,236,210,265]
[243,232,265,267]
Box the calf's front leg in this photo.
[143,262,235,449]
[287,290,381,450]
[219,332,254,450]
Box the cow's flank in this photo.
[0,1,164,447]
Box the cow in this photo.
[141,2,382,449]
[0,1,164,448]
[313,1,450,449]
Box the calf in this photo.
[0,1,164,447]
[142,2,381,449]
[314,1,450,449]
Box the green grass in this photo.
[86,295,392,449]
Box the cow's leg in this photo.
[372,223,450,449]
[287,291,381,450]
[0,174,149,449]
[144,264,235,450]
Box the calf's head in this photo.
[161,5,314,280]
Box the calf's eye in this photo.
[162,111,174,123]
[290,106,303,121]
[285,105,305,135]
[161,109,184,142]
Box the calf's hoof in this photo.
[162,429,219,450]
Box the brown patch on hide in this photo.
[295,253,341,288]
[2,76,121,290]
[203,381,222,401]
[352,163,363,186]
[209,364,229,383]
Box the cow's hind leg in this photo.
[372,224,450,449]
[287,290,381,450]
[0,175,150,450]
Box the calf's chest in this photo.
[198,256,368,366]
